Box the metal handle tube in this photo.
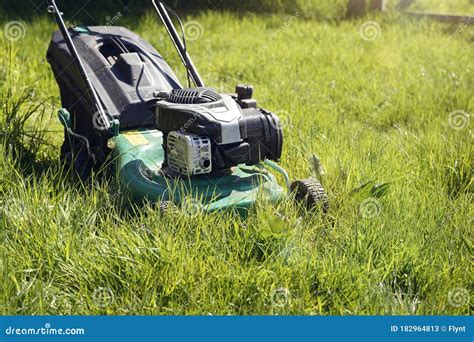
[264,159,291,194]
[152,0,205,87]
[47,0,110,131]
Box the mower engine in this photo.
[155,86,283,176]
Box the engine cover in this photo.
[157,89,243,145]
[155,87,283,175]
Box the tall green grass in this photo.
[179,0,349,19]
[410,0,474,14]
[1,0,350,21]
[0,7,472,315]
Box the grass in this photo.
[0,4,473,315]
[409,0,474,14]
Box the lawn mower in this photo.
[46,0,329,214]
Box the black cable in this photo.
[111,36,129,54]
[163,3,192,88]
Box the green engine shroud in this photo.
[112,129,285,213]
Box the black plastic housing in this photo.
[47,26,181,147]
[155,88,283,172]
[239,107,283,165]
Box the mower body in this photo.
[113,129,284,213]
[47,26,285,213]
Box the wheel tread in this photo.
[291,178,329,213]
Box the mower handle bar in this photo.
[152,0,205,88]
[47,0,110,131]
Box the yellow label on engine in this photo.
[123,132,149,146]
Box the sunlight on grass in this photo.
[0,3,472,315]
[410,0,474,14]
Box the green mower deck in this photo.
[113,130,286,213]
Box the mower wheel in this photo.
[290,179,329,213]
[156,201,177,215]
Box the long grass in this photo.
[0,5,472,315]
[409,0,474,14]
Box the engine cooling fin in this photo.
[168,87,222,104]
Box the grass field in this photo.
[0,3,472,315]
[410,0,474,14]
